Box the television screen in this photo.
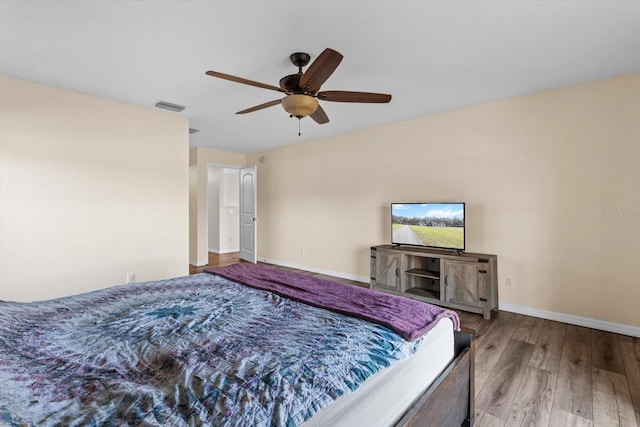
[391,202,465,250]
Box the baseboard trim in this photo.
[189,259,207,267]
[257,258,370,285]
[208,248,239,254]
[500,302,640,338]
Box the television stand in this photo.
[370,245,498,319]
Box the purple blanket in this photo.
[204,263,459,341]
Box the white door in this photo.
[239,166,257,263]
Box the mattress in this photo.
[303,316,455,427]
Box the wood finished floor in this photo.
[191,253,640,427]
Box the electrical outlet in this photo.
[505,276,513,287]
[127,272,136,283]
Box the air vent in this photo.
[189,128,200,134]
[155,101,185,112]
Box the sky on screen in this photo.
[393,203,464,219]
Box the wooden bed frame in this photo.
[396,330,475,427]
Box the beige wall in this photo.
[0,75,189,301]
[248,73,640,329]
[189,147,245,265]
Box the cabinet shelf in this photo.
[405,287,440,300]
[405,268,440,280]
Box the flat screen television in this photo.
[391,202,465,251]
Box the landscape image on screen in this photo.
[392,203,464,249]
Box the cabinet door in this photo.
[444,260,484,308]
[374,252,402,292]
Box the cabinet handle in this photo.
[395,267,400,277]
[444,275,448,286]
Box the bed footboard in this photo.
[396,330,475,427]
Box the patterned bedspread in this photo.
[0,273,426,426]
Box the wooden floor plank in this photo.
[553,324,594,420]
[529,320,567,373]
[512,315,545,345]
[506,366,557,427]
[475,311,522,394]
[476,339,535,421]
[549,408,594,427]
[189,252,245,274]
[619,338,640,426]
[592,368,638,427]
[476,411,504,426]
[456,310,493,337]
[592,329,626,375]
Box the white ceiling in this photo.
[1,1,639,154]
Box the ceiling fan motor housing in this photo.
[279,74,302,92]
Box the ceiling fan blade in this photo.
[236,99,282,114]
[309,104,329,124]
[299,48,343,92]
[206,71,288,93]
[317,91,392,103]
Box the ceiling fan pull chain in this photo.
[298,118,301,136]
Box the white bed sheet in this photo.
[302,317,455,427]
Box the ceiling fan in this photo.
[205,48,391,127]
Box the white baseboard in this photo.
[208,248,240,254]
[220,248,240,254]
[189,259,207,267]
[257,258,370,284]
[500,302,640,338]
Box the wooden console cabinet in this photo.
[371,245,498,319]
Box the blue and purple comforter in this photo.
[0,266,458,426]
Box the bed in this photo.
[0,263,474,426]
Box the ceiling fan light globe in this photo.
[281,94,318,118]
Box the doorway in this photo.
[206,165,240,255]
